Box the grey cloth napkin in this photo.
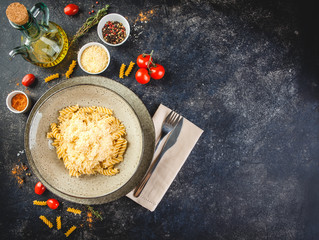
[126,104,204,211]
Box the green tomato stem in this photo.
[147,50,154,70]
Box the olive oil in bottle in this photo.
[6,2,69,67]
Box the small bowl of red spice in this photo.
[6,90,31,114]
[97,13,130,46]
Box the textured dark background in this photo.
[1,0,319,239]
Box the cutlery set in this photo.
[134,110,183,197]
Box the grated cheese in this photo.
[80,45,108,73]
[61,114,114,162]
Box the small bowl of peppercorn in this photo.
[97,13,130,46]
[6,90,31,114]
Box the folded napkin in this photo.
[126,104,204,211]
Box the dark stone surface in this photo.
[1,0,319,239]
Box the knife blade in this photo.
[156,117,184,155]
[133,118,184,197]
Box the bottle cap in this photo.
[6,2,29,25]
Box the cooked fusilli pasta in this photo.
[39,215,53,228]
[67,207,82,215]
[125,61,135,76]
[44,73,59,82]
[97,167,120,176]
[65,225,77,237]
[119,63,126,78]
[56,216,61,230]
[33,200,47,206]
[65,60,77,79]
[47,105,127,177]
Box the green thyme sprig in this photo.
[69,4,110,47]
[87,205,103,221]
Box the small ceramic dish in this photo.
[6,90,31,113]
[97,13,130,46]
[77,42,110,74]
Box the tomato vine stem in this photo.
[147,50,154,70]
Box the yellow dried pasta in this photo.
[56,216,61,230]
[125,61,135,76]
[67,207,82,215]
[65,225,77,237]
[33,200,47,206]
[65,60,77,79]
[44,73,59,82]
[39,215,53,228]
[119,63,126,78]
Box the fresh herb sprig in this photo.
[87,205,103,221]
[69,4,110,47]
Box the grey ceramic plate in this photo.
[25,76,155,204]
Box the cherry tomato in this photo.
[47,199,59,209]
[34,181,46,195]
[136,54,153,68]
[22,74,35,87]
[64,4,79,16]
[150,64,165,80]
[135,68,151,84]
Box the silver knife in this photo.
[133,118,184,197]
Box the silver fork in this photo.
[133,110,182,197]
[154,110,180,152]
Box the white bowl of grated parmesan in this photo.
[78,42,110,74]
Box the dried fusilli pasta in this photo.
[67,207,82,215]
[47,105,127,177]
[65,60,77,79]
[56,216,61,230]
[44,73,59,83]
[65,225,77,237]
[39,215,53,228]
[125,61,135,76]
[119,63,126,78]
[33,200,47,206]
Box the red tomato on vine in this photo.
[150,64,165,80]
[136,54,153,69]
[135,50,165,84]
[135,68,151,84]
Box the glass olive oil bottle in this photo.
[6,2,68,67]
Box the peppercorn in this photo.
[102,21,126,44]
